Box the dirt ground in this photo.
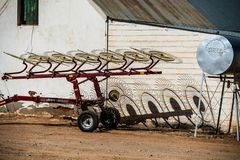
[0,114,239,160]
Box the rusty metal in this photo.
[92,0,240,36]
[92,0,215,32]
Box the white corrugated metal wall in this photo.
[107,21,234,132]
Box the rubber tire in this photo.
[100,107,121,129]
[77,110,99,132]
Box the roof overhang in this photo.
[91,0,240,37]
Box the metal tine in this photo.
[76,49,100,64]
[67,50,85,63]
[99,49,125,64]
[44,50,70,66]
[131,47,161,64]
[52,50,75,63]
[99,49,128,71]
[67,50,96,65]
[3,52,45,68]
[123,48,150,62]
[103,49,124,57]
[26,52,49,63]
[140,48,180,63]
[52,50,74,59]
[130,47,150,56]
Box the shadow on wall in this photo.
[0,76,216,132]
[113,87,211,129]
[104,76,216,131]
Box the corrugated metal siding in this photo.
[92,0,240,36]
[93,0,214,29]
[108,21,233,131]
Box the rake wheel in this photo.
[100,107,121,129]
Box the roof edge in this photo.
[88,0,107,21]
[108,17,240,38]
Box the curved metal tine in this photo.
[3,52,44,68]
[24,52,53,74]
[142,49,172,61]
[124,48,155,71]
[23,52,48,69]
[53,60,77,73]
[100,49,128,72]
[91,49,109,71]
[103,48,124,57]
[130,47,155,62]
[53,50,78,73]
[116,49,149,62]
[93,49,126,72]
[119,49,152,71]
[76,49,100,64]
[52,50,75,63]
[67,50,87,72]
[75,50,102,73]
[130,48,160,70]
[44,51,70,66]
[21,53,45,75]
[123,49,150,63]
[114,49,136,70]
[67,50,82,62]
[26,52,49,62]
[2,52,28,77]
[69,50,100,72]
[130,47,149,55]
[141,49,182,63]
[101,49,125,63]
[47,51,77,73]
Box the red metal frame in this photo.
[0,54,162,112]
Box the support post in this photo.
[105,17,109,103]
[216,75,226,135]
[228,90,235,133]
[194,72,205,137]
[234,84,240,141]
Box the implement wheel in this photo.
[77,110,99,132]
[100,107,121,129]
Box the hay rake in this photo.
[0,49,190,132]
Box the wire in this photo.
[30,25,34,53]
[25,25,35,53]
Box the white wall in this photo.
[0,0,106,102]
[107,21,234,132]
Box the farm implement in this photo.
[0,49,192,131]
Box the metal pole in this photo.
[216,75,226,135]
[204,76,216,126]
[194,72,204,137]
[106,17,109,102]
[228,90,235,133]
[234,84,240,141]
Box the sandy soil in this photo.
[0,114,239,160]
